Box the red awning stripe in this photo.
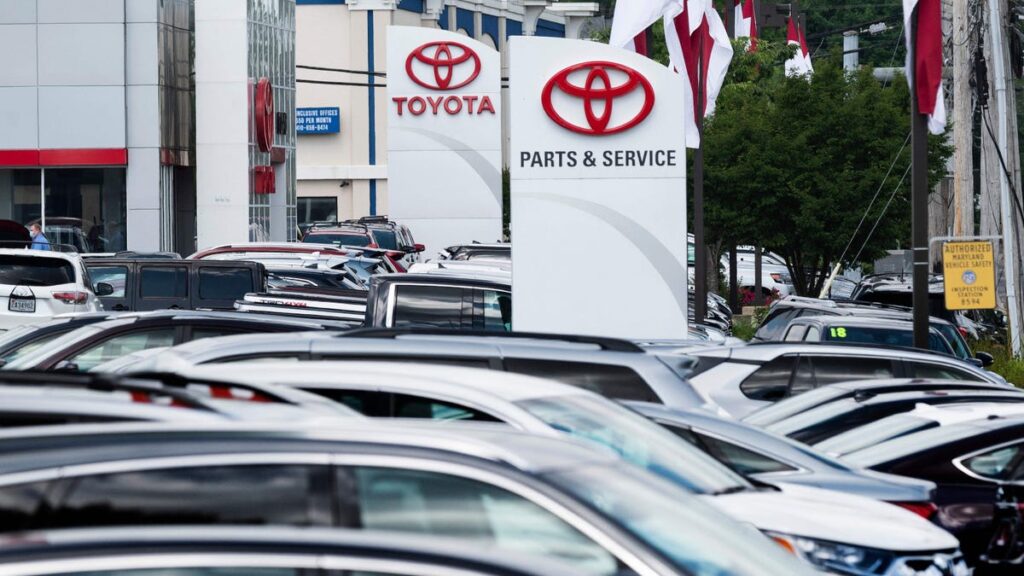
[0,149,128,168]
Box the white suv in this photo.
[0,249,106,330]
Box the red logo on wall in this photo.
[541,61,655,136]
[255,77,275,153]
[406,41,481,91]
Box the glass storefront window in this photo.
[0,169,126,254]
[298,197,337,228]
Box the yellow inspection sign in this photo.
[942,241,996,310]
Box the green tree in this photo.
[703,49,951,295]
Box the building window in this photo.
[298,197,337,229]
[0,168,126,253]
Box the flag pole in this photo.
[910,6,930,350]
[693,27,708,325]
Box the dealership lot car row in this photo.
[0,234,1018,575]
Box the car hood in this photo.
[702,484,958,552]
[753,467,935,503]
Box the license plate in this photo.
[9,298,35,313]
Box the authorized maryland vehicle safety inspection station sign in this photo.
[942,241,996,310]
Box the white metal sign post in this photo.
[510,36,690,339]
[387,27,503,258]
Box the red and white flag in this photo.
[784,17,813,76]
[734,0,758,51]
[665,0,735,148]
[904,0,946,134]
[610,0,682,50]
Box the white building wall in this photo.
[126,0,163,251]
[195,0,251,249]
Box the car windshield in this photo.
[1,330,69,365]
[548,464,810,576]
[821,325,952,354]
[844,422,987,468]
[370,229,399,250]
[517,395,751,494]
[815,414,937,457]
[0,255,74,286]
[934,323,972,360]
[743,386,848,427]
[2,324,106,370]
[304,233,371,247]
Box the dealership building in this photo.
[0,0,296,254]
[295,0,599,228]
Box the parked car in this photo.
[131,328,707,409]
[779,315,957,356]
[266,265,365,291]
[233,290,368,324]
[0,249,107,331]
[743,378,1016,428]
[84,258,267,311]
[764,388,1024,444]
[342,215,424,266]
[718,246,796,297]
[303,223,379,248]
[0,310,350,371]
[0,526,592,576]
[0,421,810,576]
[850,273,954,322]
[753,296,990,368]
[166,361,965,575]
[440,242,512,261]
[817,402,1024,458]
[365,273,511,331]
[190,242,354,261]
[845,414,1024,570]
[625,401,939,506]
[682,343,1008,417]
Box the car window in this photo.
[783,325,806,342]
[503,359,660,403]
[821,325,952,354]
[391,285,467,329]
[935,324,972,359]
[370,229,399,250]
[960,444,1024,481]
[905,361,987,382]
[66,328,176,371]
[190,327,249,341]
[739,356,796,402]
[808,356,894,387]
[343,466,619,576]
[1,331,66,364]
[392,393,502,421]
[0,481,50,531]
[789,356,816,396]
[804,326,821,341]
[754,309,797,340]
[198,267,254,300]
[140,267,188,298]
[692,432,797,475]
[49,465,328,528]
[0,255,74,286]
[480,289,512,332]
[303,233,371,247]
[89,265,128,297]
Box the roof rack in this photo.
[0,372,217,412]
[339,327,645,353]
[780,295,838,308]
[124,371,314,405]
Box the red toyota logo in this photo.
[542,61,655,136]
[406,41,481,91]
[254,77,275,153]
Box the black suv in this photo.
[85,259,267,312]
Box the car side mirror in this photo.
[95,282,114,296]
[413,243,426,253]
[976,351,995,367]
[52,360,80,373]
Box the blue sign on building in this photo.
[297,107,341,134]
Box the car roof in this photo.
[0,419,618,477]
[0,386,227,423]
[690,341,969,363]
[900,401,1024,426]
[374,272,510,289]
[0,526,587,576]
[846,414,1024,467]
[793,315,924,328]
[180,360,591,404]
[0,249,81,263]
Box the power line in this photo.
[297,79,387,87]
[297,65,386,77]
[851,161,912,265]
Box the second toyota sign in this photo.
[510,36,690,339]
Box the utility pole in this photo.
[987,0,1022,355]
[911,12,931,351]
[843,31,859,71]
[952,0,974,237]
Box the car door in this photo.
[335,462,624,576]
[85,262,134,311]
[900,359,990,382]
[473,287,512,332]
[5,457,333,530]
[386,284,473,329]
[136,263,190,310]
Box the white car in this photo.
[720,247,796,297]
[168,361,965,575]
[0,249,106,331]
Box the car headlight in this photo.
[765,532,893,575]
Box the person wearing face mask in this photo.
[29,223,50,251]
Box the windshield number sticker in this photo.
[829,327,848,339]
